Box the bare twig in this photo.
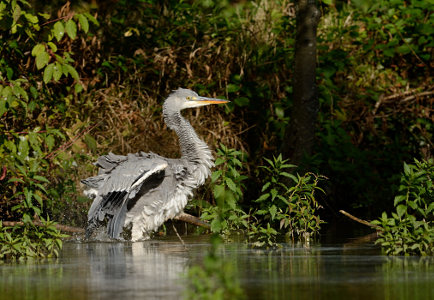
[45,120,102,160]
[339,210,381,230]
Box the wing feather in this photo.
[82,154,168,239]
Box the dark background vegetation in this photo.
[1,0,432,232]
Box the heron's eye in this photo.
[186,96,191,100]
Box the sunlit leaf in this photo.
[65,19,77,39]
[53,62,63,81]
[225,177,237,193]
[36,51,50,69]
[53,21,65,41]
[31,44,45,57]
[396,204,407,218]
[43,63,54,83]
[77,14,89,33]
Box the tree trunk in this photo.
[281,0,321,165]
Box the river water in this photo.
[0,235,433,300]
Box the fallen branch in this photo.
[2,212,209,235]
[173,212,210,229]
[2,220,85,233]
[339,210,381,230]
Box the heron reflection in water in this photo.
[82,88,229,241]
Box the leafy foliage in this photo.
[253,155,326,245]
[372,159,434,256]
[0,0,97,259]
[201,144,249,235]
[0,218,67,260]
[200,148,326,248]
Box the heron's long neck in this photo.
[163,110,214,184]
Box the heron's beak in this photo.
[195,96,230,105]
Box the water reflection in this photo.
[0,240,189,300]
[85,242,188,299]
[0,239,433,300]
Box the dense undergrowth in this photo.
[0,0,432,260]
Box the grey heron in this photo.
[82,88,229,241]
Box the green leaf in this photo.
[396,44,411,55]
[261,182,271,192]
[31,44,45,57]
[77,14,89,33]
[396,204,407,218]
[53,62,63,81]
[43,63,54,83]
[24,12,38,23]
[213,184,225,204]
[403,162,410,175]
[36,51,50,69]
[74,83,83,94]
[53,21,65,41]
[225,177,237,193]
[84,12,99,26]
[47,42,57,52]
[234,97,249,107]
[0,99,6,116]
[18,137,29,159]
[12,4,21,23]
[226,84,240,93]
[214,157,225,166]
[24,188,33,207]
[322,0,333,5]
[210,218,222,233]
[33,192,43,208]
[84,134,97,151]
[65,19,77,39]
[393,194,406,206]
[33,175,49,183]
[255,193,270,202]
[63,64,79,80]
[270,188,278,201]
[211,170,222,183]
[269,205,277,220]
[46,135,55,151]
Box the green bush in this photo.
[0,218,66,260]
[372,159,433,256]
[253,155,326,245]
[0,0,97,259]
[200,144,249,235]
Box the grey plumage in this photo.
[82,88,229,241]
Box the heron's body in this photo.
[82,88,227,241]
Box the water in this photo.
[0,235,433,300]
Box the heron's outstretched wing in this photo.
[82,152,168,239]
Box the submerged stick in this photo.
[339,210,381,230]
[173,212,210,229]
[172,223,187,250]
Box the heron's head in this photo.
[164,88,229,112]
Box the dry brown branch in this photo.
[339,210,381,230]
[2,220,85,233]
[173,212,210,229]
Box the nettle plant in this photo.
[201,144,249,235]
[253,155,326,245]
[372,159,433,256]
